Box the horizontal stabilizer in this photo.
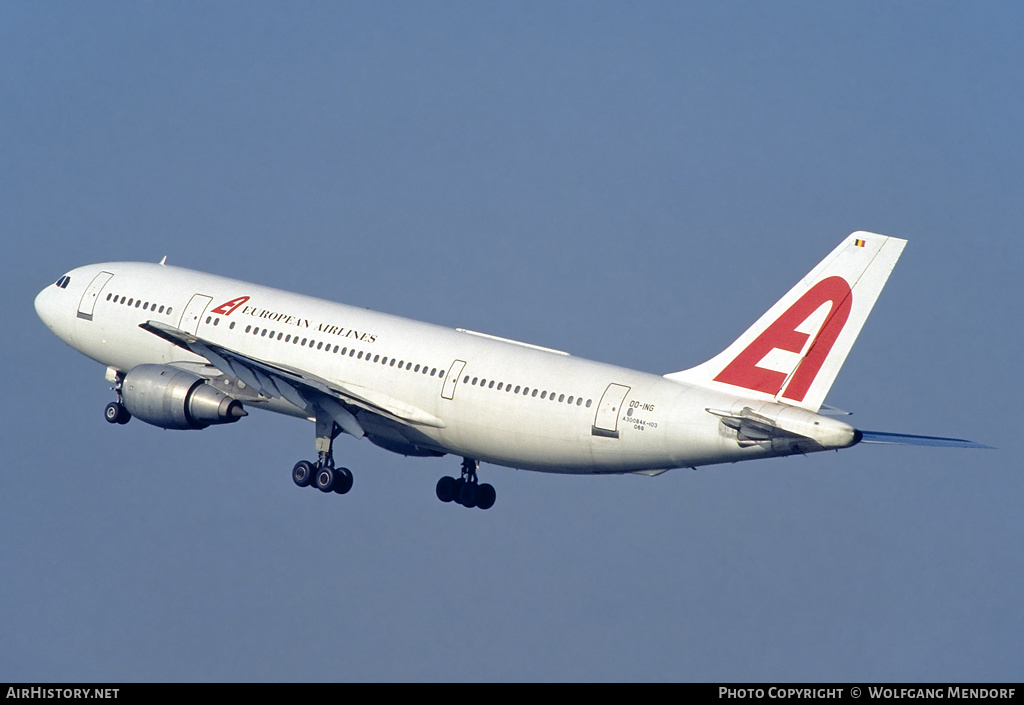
[857,431,993,449]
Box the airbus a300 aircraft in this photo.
[35,232,986,510]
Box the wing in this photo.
[140,320,446,440]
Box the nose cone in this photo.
[35,279,75,344]
[35,283,59,332]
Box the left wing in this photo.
[140,320,446,439]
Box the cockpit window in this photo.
[55,275,71,289]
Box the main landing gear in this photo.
[291,458,353,495]
[291,412,352,495]
[436,458,496,510]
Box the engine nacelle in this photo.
[122,364,247,430]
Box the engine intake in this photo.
[122,364,247,430]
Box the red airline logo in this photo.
[714,276,853,402]
[211,296,250,316]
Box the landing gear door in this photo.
[442,360,466,400]
[179,294,213,335]
[592,383,631,438]
[77,271,113,321]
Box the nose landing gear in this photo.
[436,458,495,510]
[104,370,131,425]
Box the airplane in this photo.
[34,232,987,510]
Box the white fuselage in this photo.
[36,262,857,475]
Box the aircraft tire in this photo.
[315,466,336,493]
[292,461,315,488]
[458,482,477,508]
[476,483,496,510]
[332,467,353,495]
[105,401,130,425]
[436,476,456,502]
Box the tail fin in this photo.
[665,232,907,411]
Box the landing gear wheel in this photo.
[332,467,353,495]
[457,482,478,508]
[436,476,457,502]
[292,460,315,487]
[104,401,130,425]
[315,466,337,493]
[476,483,496,510]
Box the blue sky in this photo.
[3,1,1021,681]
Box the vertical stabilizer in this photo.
[665,232,907,411]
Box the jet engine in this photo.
[122,364,247,430]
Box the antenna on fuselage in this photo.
[159,256,167,266]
